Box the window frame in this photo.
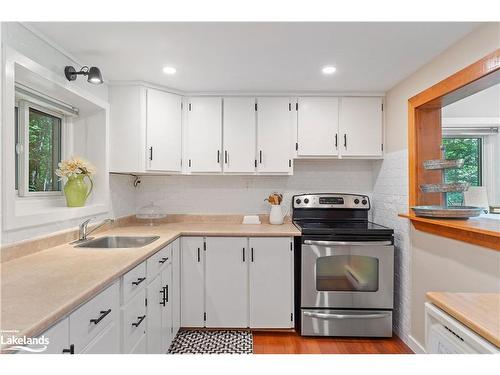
[16,99,69,198]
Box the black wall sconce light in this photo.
[64,65,103,84]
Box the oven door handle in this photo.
[303,240,392,246]
[303,311,391,320]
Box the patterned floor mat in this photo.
[168,330,253,354]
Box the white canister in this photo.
[269,204,285,225]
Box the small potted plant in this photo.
[56,156,95,207]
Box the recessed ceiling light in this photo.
[162,66,177,75]
[322,66,337,75]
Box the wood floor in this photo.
[252,331,413,354]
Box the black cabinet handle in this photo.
[90,309,112,325]
[217,150,220,163]
[335,134,338,148]
[344,134,347,148]
[164,285,169,303]
[132,315,146,327]
[197,247,200,262]
[158,257,168,264]
[62,344,74,354]
[149,146,153,161]
[242,248,245,262]
[132,277,146,286]
[224,150,228,164]
[251,247,254,262]
[160,288,166,306]
[259,150,262,163]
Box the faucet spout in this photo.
[77,218,115,242]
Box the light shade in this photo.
[322,66,337,74]
[87,67,103,84]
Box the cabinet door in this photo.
[223,97,256,173]
[256,97,293,173]
[146,89,182,172]
[121,289,147,353]
[205,237,248,328]
[181,237,205,327]
[19,317,70,354]
[171,239,181,336]
[339,97,383,157]
[249,237,293,328]
[146,274,164,353]
[161,265,173,351]
[186,97,222,172]
[297,97,339,156]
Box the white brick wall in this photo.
[372,149,411,343]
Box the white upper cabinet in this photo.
[223,97,256,173]
[109,85,183,174]
[146,89,182,172]
[297,97,339,157]
[339,97,384,157]
[256,97,294,174]
[186,97,223,173]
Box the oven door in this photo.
[301,240,394,309]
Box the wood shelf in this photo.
[399,213,500,251]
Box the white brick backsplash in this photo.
[372,149,411,344]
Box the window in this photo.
[15,101,64,196]
[442,137,482,206]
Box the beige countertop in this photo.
[1,222,300,344]
[427,292,500,347]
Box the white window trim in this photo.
[16,98,70,198]
[2,46,110,232]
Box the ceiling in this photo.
[27,22,480,93]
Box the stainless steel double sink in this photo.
[75,236,160,248]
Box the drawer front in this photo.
[129,333,147,354]
[80,321,120,354]
[301,309,392,337]
[121,288,147,353]
[146,244,172,280]
[69,282,119,352]
[122,262,147,303]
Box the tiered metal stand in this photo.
[411,151,483,219]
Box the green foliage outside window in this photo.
[443,137,481,206]
[27,108,62,192]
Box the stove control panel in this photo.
[293,193,370,210]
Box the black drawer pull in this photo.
[132,315,146,327]
[90,309,112,325]
[62,344,74,354]
[160,288,166,306]
[197,247,200,262]
[132,277,146,286]
[242,247,245,262]
[251,247,254,262]
[158,257,169,264]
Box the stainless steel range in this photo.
[293,193,394,338]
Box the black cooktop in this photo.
[295,220,393,235]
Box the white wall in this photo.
[1,23,136,246]
[135,159,376,215]
[381,22,500,351]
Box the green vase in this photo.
[63,174,93,207]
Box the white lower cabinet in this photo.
[205,237,248,328]
[249,237,294,328]
[80,322,120,354]
[20,317,70,354]
[180,236,294,329]
[181,237,205,327]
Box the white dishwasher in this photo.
[425,302,499,354]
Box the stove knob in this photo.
[354,199,360,204]
[304,198,309,204]
[295,199,301,204]
[362,199,368,205]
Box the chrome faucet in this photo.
[78,217,115,242]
